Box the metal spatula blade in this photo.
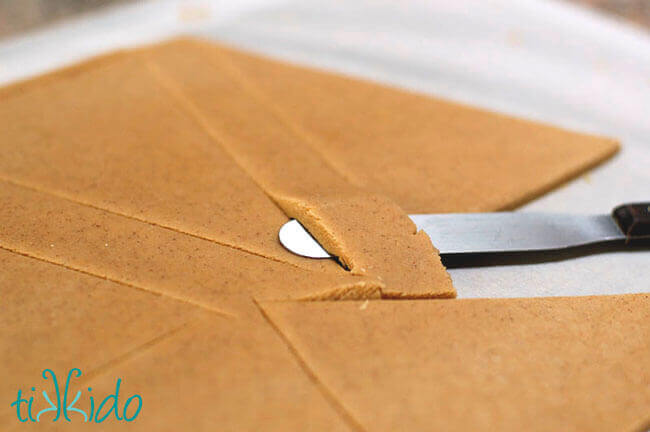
[278,203,650,259]
[409,212,624,255]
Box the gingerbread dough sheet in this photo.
[260,296,650,432]
[0,36,635,432]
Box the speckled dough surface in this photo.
[0,251,350,431]
[140,39,454,298]
[260,296,650,432]
[0,181,383,313]
[0,37,631,431]
[214,41,619,213]
[0,50,336,274]
[0,39,459,298]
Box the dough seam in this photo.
[145,47,367,271]
[294,280,383,301]
[0,317,199,428]
[203,40,366,190]
[0,244,235,318]
[143,44,450,296]
[254,299,367,432]
[0,175,325,274]
[142,58,301,217]
[66,321,197,386]
[272,196,353,269]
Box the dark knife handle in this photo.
[612,203,650,243]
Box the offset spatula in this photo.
[279,203,650,260]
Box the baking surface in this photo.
[1,0,647,298]
[2,0,649,39]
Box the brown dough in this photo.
[0,181,383,311]
[214,40,619,213]
[0,251,350,431]
[0,37,633,431]
[0,248,207,427]
[62,315,353,432]
[140,39,455,297]
[0,40,456,298]
[0,50,336,274]
[260,296,650,431]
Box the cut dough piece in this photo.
[143,39,454,298]
[0,181,384,315]
[215,41,619,213]
[274,193,453,298]
[260,296,650,431]
[0,50,336,274]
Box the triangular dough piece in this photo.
[216,40,619,213]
